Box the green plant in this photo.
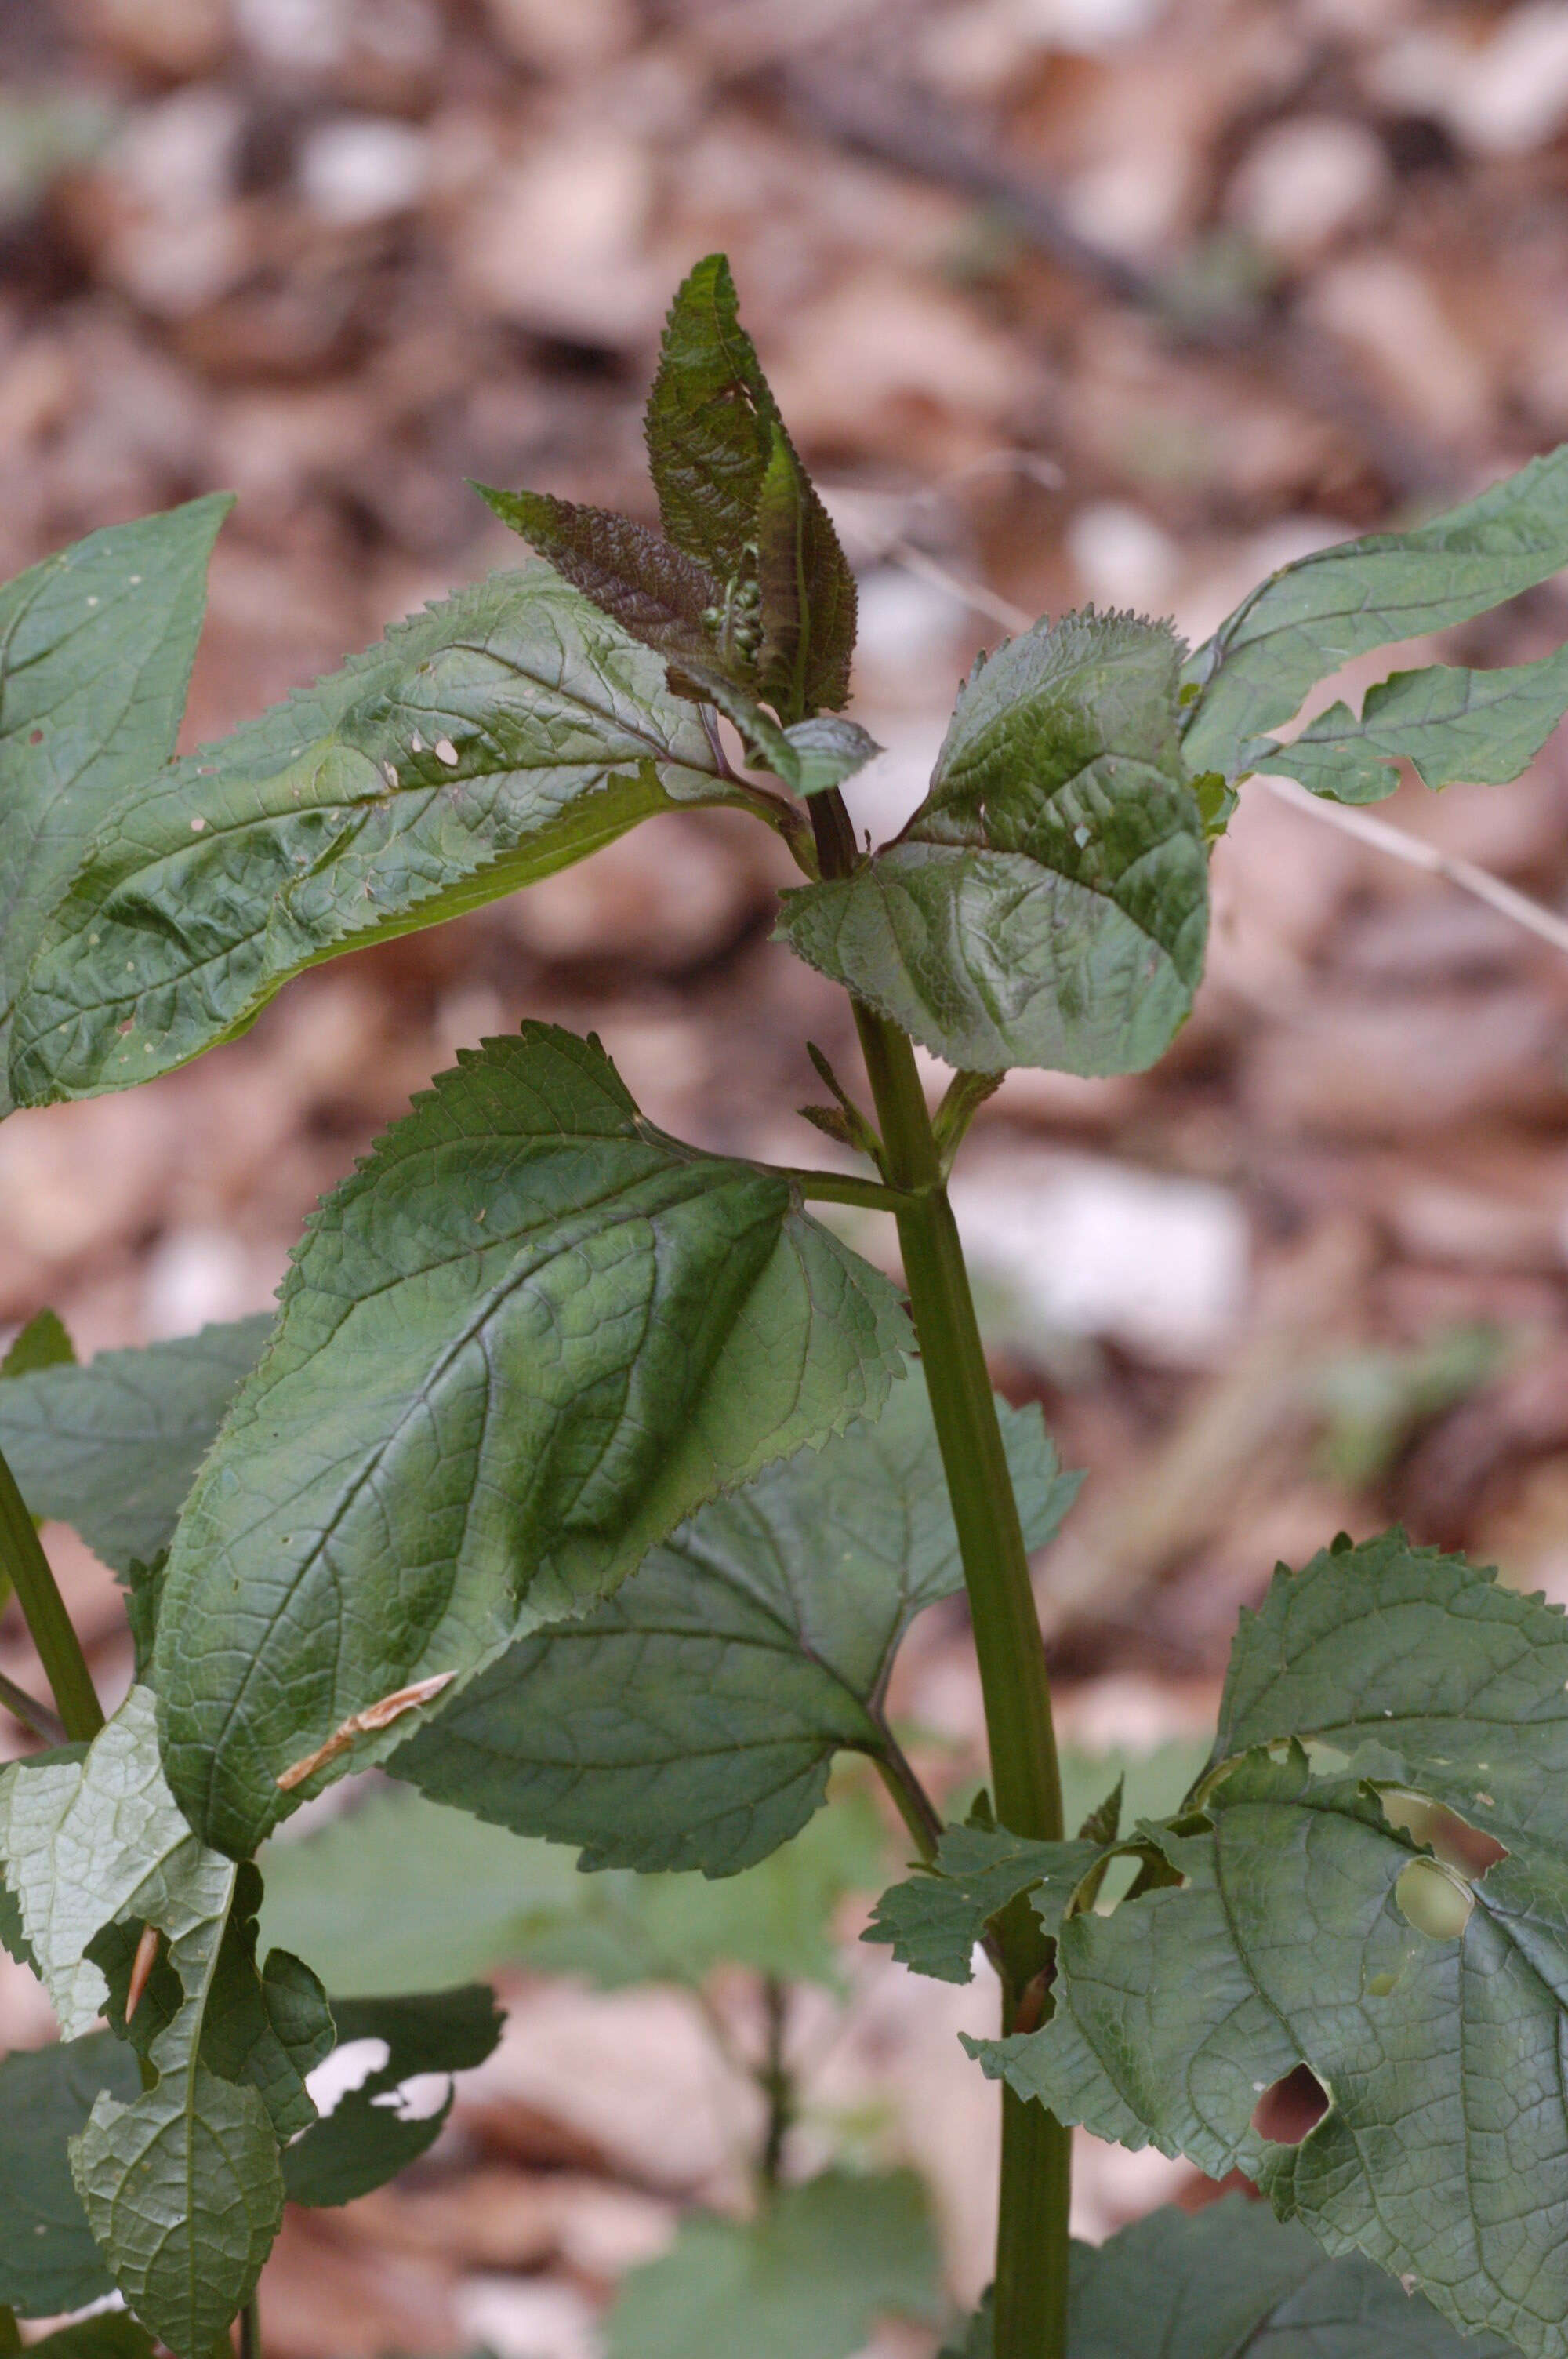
[3,253,1568,2359]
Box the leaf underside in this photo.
[9,567,736,1107]
[777,610,1208,1077]
[0,1692,332,2358]
[970,1532,1568,2359]
[153,1023,909,1857]
[393,1370,1077,1875]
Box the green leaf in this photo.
[605,2168,942,2359]
[260,1779,892,1998]
[753,425,856,720]
[1250,645,1568,802]
[1,1307,74,1377]
[9,568,744,1107]
[776,612,1207,1077]
[474,487,721,664]
[0,1315,269,1575]
[968,1532,1568,2359]
[24,2314,158,2359]
[0,2034,139,2316]
[283,1986,503,2207]
[1184,445,1568,778]
[393,1370,1076,1875]
[778,716,880,796]
[0,1690,332,2358]
[643,254,779,587]
[0,496,230,1118]
[154,1024,909,1857]
[864,1825,1106,1985]
[1067,2197,1518,2359]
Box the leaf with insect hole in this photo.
[969,1532,1568,2359]
[9,568,755,1107]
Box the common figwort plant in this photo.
[2,255,1568,2359]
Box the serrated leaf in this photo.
[475,488,721,663]
[283,1985,502,2207]
[969,1532,1568,2359]
[753,425,856,720]
[260,1779,892,1998]
[393,1371,1076,1875]
[0,2034,139,2316]
[1,1307,74,1377]
[71,2070,281,2359]
[864,1825,1106,1985]
[0,1316,269,1575]
[1250,645,1568,802]
[9,568,744,1107]
[0,1690,332,2357]
[777,612,1207,1077]
[1067,2197,1517,2359]
[605,2168,942,2359]
[1184,445,1568,779]
[643,253,779,585]
[154,1023,909,1857]
[0,497,230,1118]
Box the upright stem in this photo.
[0,1441,102,1742]
[809,789,1070,2359]
[238,2295,261,2359]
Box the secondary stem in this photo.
[0,1441,102,1743]
[809,788,1070,2359]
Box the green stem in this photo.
[0,1666,66,1746]
[238,2294,260,2359]
[0,1441,102,1743]
[808,789,1070,2359]
[870,1728,944,1863]
[772,1166,911,1212]
[0,2303,20,2355]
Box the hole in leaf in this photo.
[1394,1856,1475,1940]
[1250,2063,1329,2146]
[1381,1790,1507,1878]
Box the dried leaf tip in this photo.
[275,1671,457,1791]
[125,1921,160,2022]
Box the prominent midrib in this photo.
[183,1154,789,1816]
